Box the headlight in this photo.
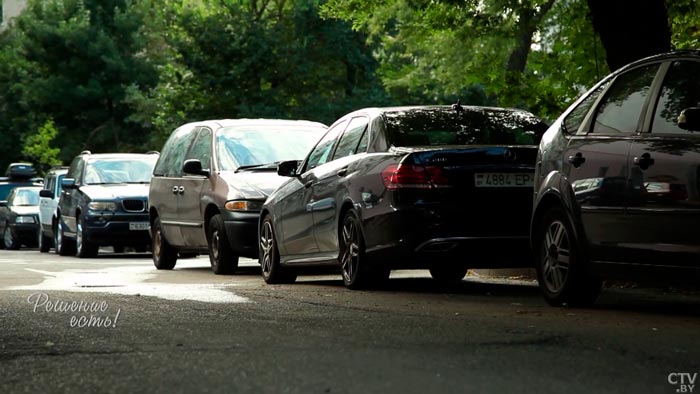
[88,202,117,211]
[15,216,36,224]
[224,200,264,212]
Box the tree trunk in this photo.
[586,0,671,71]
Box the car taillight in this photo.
[381,164,451,190]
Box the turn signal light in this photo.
[224,200,264,212]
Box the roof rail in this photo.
[145,151,160,155]
[80,150,92,155]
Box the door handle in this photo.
[304,180,313,188]
[633,153,655,170]
[172,186,179,194]
[178,186,185,194]
[336,168,348,177]
[568,152,586,168]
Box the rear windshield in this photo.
[384,108,547,147]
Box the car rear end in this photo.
[366,106,546,268]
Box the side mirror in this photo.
[0,201,7,207]
[182,159,211,177]
[678,107,700,131]
[61,178,76,189]
[277,160,299,177]
[39,189,54,199]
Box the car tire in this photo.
[76,216,98,258]
[113,245,125,254]
[429,265,468,283]
[536,207,602,307]
[152,217,177,270]
[339,210,388,289]
[4,224,20,250]
[260,215,296,284]
[55,219,76,256]
[207,214,239,275]
[39,231,52,253]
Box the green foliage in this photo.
[22,119,63,175]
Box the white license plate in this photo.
[474,173,534,188]
[129,222,150,231]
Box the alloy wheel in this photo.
[153,228,162,258]
[211,229,220,262]
[260,220,274,276]
[55,222,62,254]
[4,226,12,248]
[340,219,360,283]
[76,222,84,254]
[541,220,570,293]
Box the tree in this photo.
[22,119,62,176]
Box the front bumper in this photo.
[9,223,40,246]
[222,211,259,259]
[83,212,151,246]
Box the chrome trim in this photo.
[160,220,202,228]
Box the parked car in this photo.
[38,166,69,252]
[0,186,42,250]
[148,119,327,274]
[531,51,700,307]
[258,105,548,288]
[56,152,159,258]
[0,163,42,202]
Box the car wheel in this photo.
[536,207,602,307]
[39,231,52,253]
[4,224,20,250]
[429,265,468,283]
[260,215,296,284]
[55,219,76,256]
[207,214,239,275]
[76,216,98,258]
[339,211,388,289]
[152,217,177,270]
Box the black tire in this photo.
[152,217,177,270]
[55,219,75,256]
[535,207,602,307]
[4,225,20,250]
[76,216,98,258]
[207,214,239,275]
[39,231,52,253]
[260,215,296,284]
[339,210,389,289]
[113,245,125,254]
[429,265,468,283]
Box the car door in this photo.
[626,59,700,267]
[278,119,348,258]
[39,174,55,233]
[564,63,661,263]
[151,125,198,247]
[179,127,211,247]
[311,116,369,254]
[61,157,85,235]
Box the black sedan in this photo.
[0,186,42,250]
[258,105,548,288]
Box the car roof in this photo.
[610,50,700,74]
[340,105,541,122]
[177,118,328,130]
[82,153,159,161]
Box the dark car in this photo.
[0,186,42,250]
[531,51,700,307]
[258,105,548,288]
[56,152,159,258]
[148,119,327,274]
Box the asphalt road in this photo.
[0,249,698,394]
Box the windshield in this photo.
[216,125,325,171]
[12,188,40,206]
[385,108,547,147]
[84,157,158,185]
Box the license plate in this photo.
[474,173,534,187]
[129,222,150,231]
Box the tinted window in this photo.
[332,117,369,160]
[651,61,700,134]
[591,65,659,134]
[385,108,546,147]
[154,125,196,177]
[305,120,347,171]
[563,80,611,134]
[187,128,212,168]
[56,174,66,194]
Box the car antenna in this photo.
[452,99,464,112]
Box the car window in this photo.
[44,176,54,193]
[74,159,86,185]
[56,174,66,194]
[154,125,197,177]
[651,61,700,134]
[187,128,212,168]
[84,158,158,185]
[13,189,40,206]
[563,80,611,134]
[590,64,659,134]
[305,120,348,171]
[332,117,369,160]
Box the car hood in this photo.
[218,171,289,200]
[11,206,40,215]
[79,184,150,200]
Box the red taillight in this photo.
[381,164,451,190]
